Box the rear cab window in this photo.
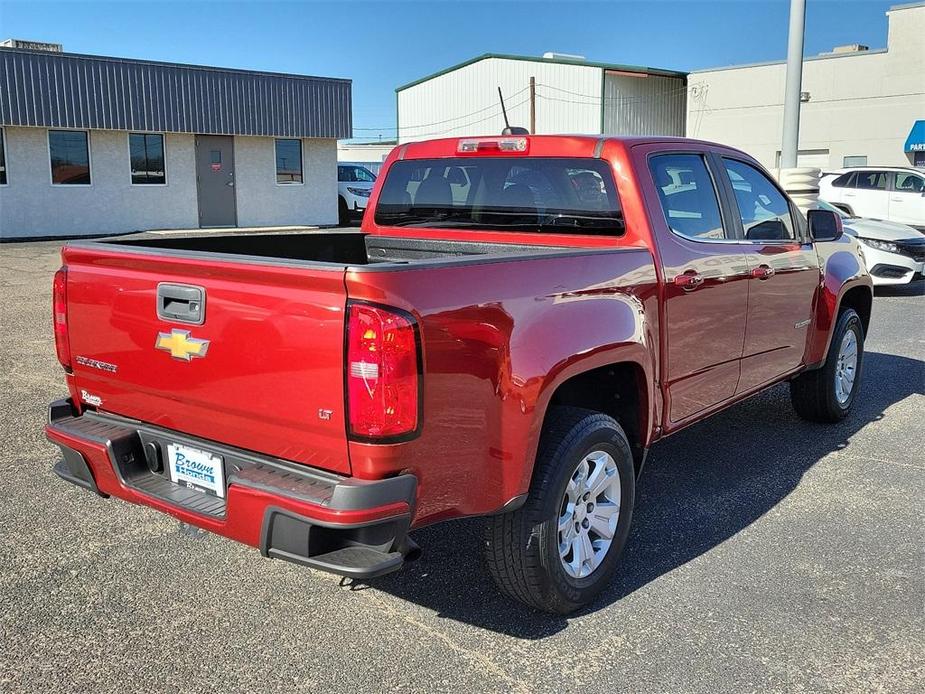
[374,157,624,235]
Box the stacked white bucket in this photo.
[775,167,821,215]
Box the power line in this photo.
[352,85,531,132]
[352,95,534,140]
[536,82,690,103]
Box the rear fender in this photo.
[516,298,656,497]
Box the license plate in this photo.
[167,443,225,498]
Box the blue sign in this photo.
[905,120,925,153]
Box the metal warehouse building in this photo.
[686,2,925,171]
[0,42,351,239]
[395,53,687,144]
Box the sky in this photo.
[0,0,903,140]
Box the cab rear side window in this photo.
[649,153,727,241]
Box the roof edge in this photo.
[395,53,687,92]
[0,46,351,84]
[690,47,889,74]
[887,1,925,12]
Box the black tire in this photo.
[484,407,635,614]
[790,308,864,423]
[338,197,350,226]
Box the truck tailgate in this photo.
[61,245,351,474]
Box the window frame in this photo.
[127,132,168,186]
[48,129,92,187]
[646,150,735,244]
[713,154,804,244]
[0,126,7,186]
[274,138,303,185]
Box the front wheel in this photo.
[790,308,864,422]
[484,407,635,614]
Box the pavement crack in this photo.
[360,590,533,693]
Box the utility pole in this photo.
[529,76,536,134]
[780,0,806,169]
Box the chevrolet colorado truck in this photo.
[47,135,872,614]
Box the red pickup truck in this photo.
[47,135,872,613]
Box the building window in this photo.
[49,130,90,185]
[0,127,6,185]
[843,155,867,168]
[130,133,166,184]
[275,139,302,184]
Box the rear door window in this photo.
[375,157,624,235]
[721,158,795,241]
[648,153,728,241]
[855,171,889,190]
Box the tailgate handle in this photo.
[157,284,205,324]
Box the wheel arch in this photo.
[536,359,652,479]
[839,285,872,337]
[804,237,873,368]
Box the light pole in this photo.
[780,0,806,169]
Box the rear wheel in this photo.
[338,197,350,226]
[791,308,864,422]
[484,407,635,614]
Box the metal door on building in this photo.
[195,135,237,227]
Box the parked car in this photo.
[46,135,872,614]
[819,166,925,229]
[337,164,377,225]
[815,200,925,286]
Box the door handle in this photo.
[751,265,775,280]
[674,270,704,291]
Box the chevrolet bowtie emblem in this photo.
[155,329,210,361]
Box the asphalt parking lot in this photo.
[1,238,923,693]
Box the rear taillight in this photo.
[52,267,71,371]
[346,302,420,440]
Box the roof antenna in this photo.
[498,86,530,136]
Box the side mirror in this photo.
[807,209,843,242]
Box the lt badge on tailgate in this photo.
[155,329,210,362]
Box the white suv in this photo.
[337,164,377,225]
[819,167,925,229]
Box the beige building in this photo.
[686,2,925,171]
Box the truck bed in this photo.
[101,231,572,267]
